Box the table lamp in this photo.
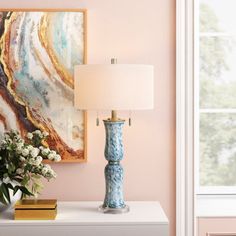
[74,59,154,214]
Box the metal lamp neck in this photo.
[111,110,118,121]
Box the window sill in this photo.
[196,194,236,217]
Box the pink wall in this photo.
[0,0,176,235]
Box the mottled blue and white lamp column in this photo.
[98,111,129,213]
[74,60,154,214]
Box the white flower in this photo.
[48,154,54,160]
[42,148,50,156]
[27,132,33,139]
[34,160,41,166]
[46,167,57,178]
[28,145,33,151]
[22,148,29,157]
[0,140,6,146]
[34,130,43,138]
[3,177,10,184]
[31,147,40,158]
[54,154,61,162]
[19,156,25,162]
[39,146,44,150]
[28,158,34,165]
[37,156,43,163]
[17,142,24,149]
[52,171,57,178]
[34,130,41,135]
[51,150,56,155]
[18,138,24,144]
[8,139,12,144]
[48,153,55,160]
[42,167,48,175]
[13,136,20,142]
[16,147,22,154]
[28,155,43,166]
[45,164,50,169]
[16,142,24,154]
[16,168,23,174]
[41,164,56,178]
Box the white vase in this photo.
[0,182,22,212]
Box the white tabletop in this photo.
[0,201,169,226]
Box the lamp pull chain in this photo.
[129,110,132,126]
[111,58,117,64]
[96,111,100,126]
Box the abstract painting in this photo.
[0,10,87,162]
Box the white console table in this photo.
[0,201,169,236]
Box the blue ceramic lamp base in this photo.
[100,119,129,214]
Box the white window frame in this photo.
[194,1,236,196]
[176,0,195,235]
[177,0,236,234]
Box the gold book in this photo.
[14,199,57,220]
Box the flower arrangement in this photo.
[0,130,61,205]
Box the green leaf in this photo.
[14,186,34,196]
[6,183,14,191]
[21,175,30,186]
[0,191,8,205]
[31,174,41,180]
[13,186,19,196]
[0,183,10,203]
[13,178,23,183]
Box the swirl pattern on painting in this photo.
[0,11,85,161]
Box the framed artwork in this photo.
[0,9,87,162]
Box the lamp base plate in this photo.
[98,205,130,214]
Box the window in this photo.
[196,0,236,193]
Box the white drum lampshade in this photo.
[74,64,154,111]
